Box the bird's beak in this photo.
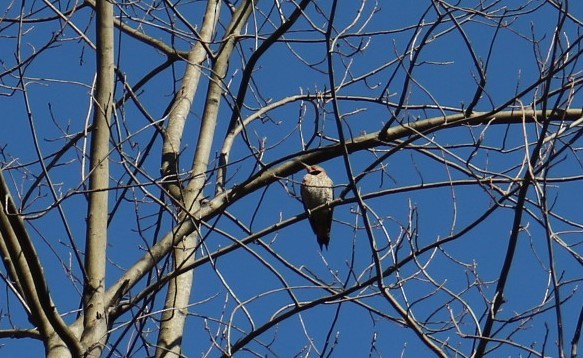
[299,161,310,170]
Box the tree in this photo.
[1,0,582,356]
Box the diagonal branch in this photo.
[0,170,82,356]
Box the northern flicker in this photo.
[300,164,334,250]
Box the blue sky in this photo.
[1,0,583,356]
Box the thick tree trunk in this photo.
[80,0,114,355]
[155,1,256,356]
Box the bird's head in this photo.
[300,162,325,176]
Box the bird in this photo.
[300,164,334,250]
